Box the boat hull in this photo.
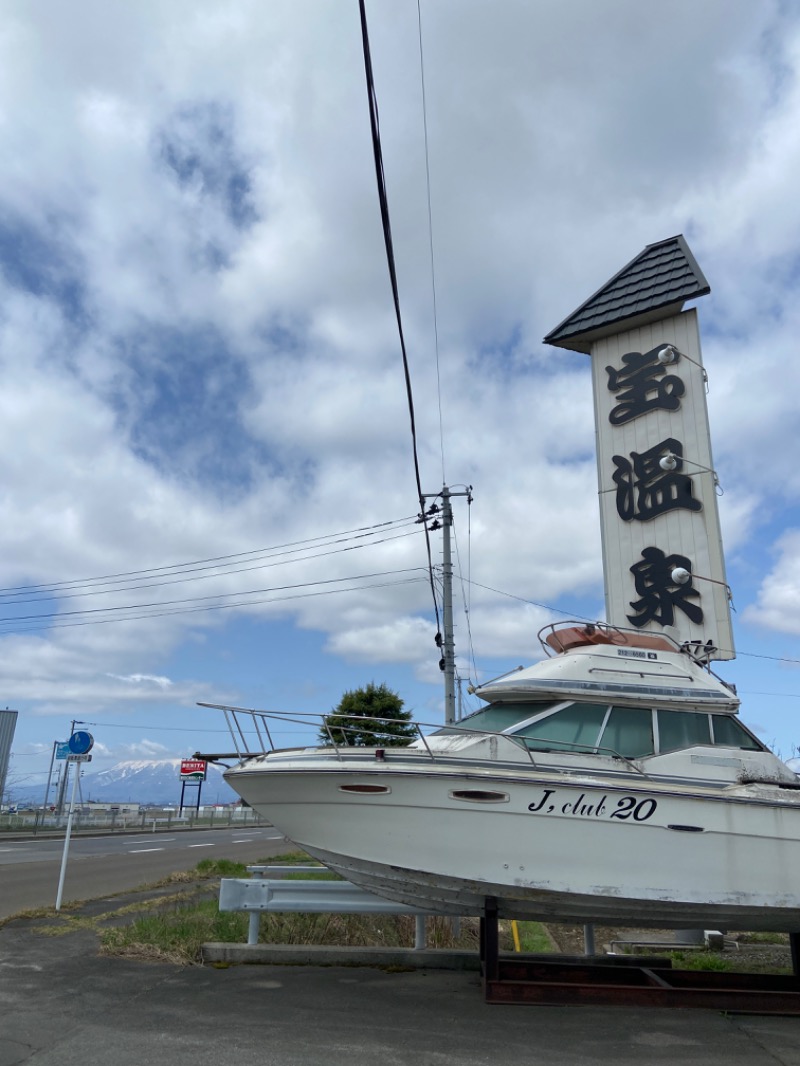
[226,758,800,932]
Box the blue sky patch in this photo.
[157,101,259,231]
[115,323,273,494]
[0,211,86,323]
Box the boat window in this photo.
[657,710,711,753]
[433,702,560,736]
[513,702,608,753]
[710,715,764,751]
[449,789,509,803]
[598,707,654,758]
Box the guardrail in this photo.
[220,865,438,948]
[0,807,265,835]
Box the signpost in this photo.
[179,759,207,814]
[180,759,207,781]
[55,731,94,911]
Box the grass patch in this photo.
[514,922,553,954]
[12,851,503,964]
[102,899,249,964]
[737,931,788,945]
[670,950,732,972]
[100,901,486,962]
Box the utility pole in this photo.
[56,719,77,816]
[422,485,472,725]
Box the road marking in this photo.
[232,839,252,843]
[127,836,177,843]
[189,843,215,848]
[129,848,164,854]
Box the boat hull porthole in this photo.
[339,784,391,795]
[450,789,509,803]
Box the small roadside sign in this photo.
[68,731,94,755]
[55,742,71,761]
[180,758,207,781]
[67,753,92,763]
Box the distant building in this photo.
[0,711,18,805]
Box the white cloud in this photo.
[0,0,799,753]
[107,674,174,689]
[743,530,800,635]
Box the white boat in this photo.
[214,621,800,931]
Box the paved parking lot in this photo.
[1,896,799,1066]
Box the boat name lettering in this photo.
[527,789,658,822]
[616,648,658,660]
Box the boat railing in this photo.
[197,701,533,764]
[196,701,647,773]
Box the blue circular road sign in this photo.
[68,730,94,755]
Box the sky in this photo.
[3,0,800,799]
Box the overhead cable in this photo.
[0,567,427,627]
[358,0,441,636]
[0,528,422,606]
[1,574,427,634]
[0,515,418,599]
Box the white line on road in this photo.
[129,848,164,854]
[189,843,215,848]
[126,837,177,844]
[232,839,252,843]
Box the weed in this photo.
[515,922,554,954]
[670,950,732,972]
[737,931,788,945]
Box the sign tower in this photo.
[544,235,734,660]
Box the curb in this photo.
[202,943,481,970]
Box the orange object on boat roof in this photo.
[545,625,675,655]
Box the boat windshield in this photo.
[434,701,764,758]
[506,703,763,757]
[433,701,561,736]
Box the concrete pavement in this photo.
[2,889,800,1066]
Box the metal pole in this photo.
[56,719,77,816]
[55,761,80,910]
[41,740,58,813]
[55,759,70,817]
[414,915,426,950]
[441,486,456,725]
[583,923,596,956]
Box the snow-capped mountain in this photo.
[85,759,240,804]
[11,759,240,807]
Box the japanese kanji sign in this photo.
[589,309,734,658]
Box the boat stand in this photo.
[480,899,800,1013]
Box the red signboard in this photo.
[180,759,207,781]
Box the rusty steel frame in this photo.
[480,898,800,1014]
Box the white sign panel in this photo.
[589,309,734,660]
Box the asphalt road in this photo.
[0,826,290,917]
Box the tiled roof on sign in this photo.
[543,235,710,354]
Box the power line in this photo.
[0,527,422,606]
[451,504,478,685]
[0,516,418,599]
[416,0,446,484]
[1,574,428,634]
[358,0,442,639]
[0,568,427,628]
